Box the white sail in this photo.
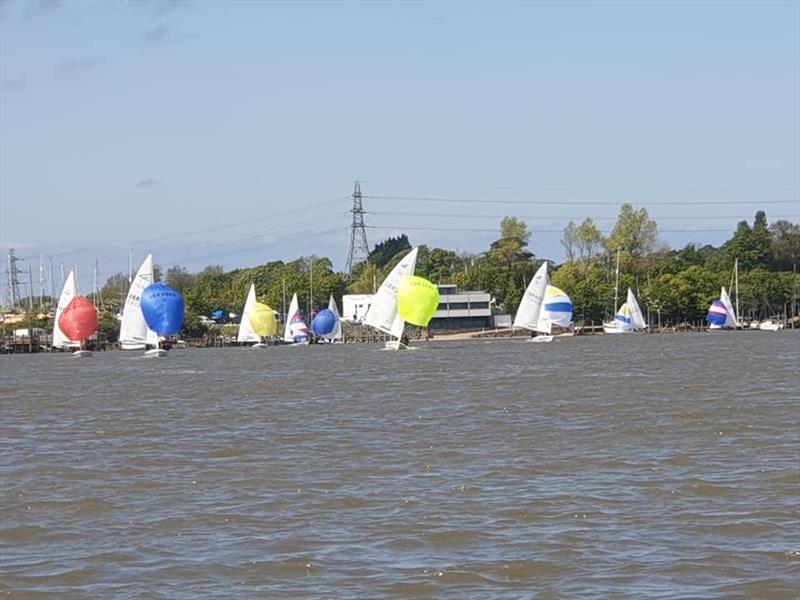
[627,288,647,330]
[283,293,309,343]
[720,286,738,328]
[52,270,79,348]
[327,294,343,341]
[119,254,159,350]
[237,284,260,343]
[513,262,549,332]
[364,247,419,340]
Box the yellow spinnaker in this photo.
[397,275,440,327]
[250,302,278,336]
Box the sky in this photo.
[1,0,798,300]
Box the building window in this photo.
[469,302,489,309]
[446,302,469,310]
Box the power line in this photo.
[367,225,738,234]
[369,211,800,221]
[366,195,799,206]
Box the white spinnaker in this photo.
[513,262,549,332]
[627,288,647,330]
[53,270,79,348]
[364,247,419,340]
[327,294,343,341]
[237,284,260,342]
[119,254,159,349]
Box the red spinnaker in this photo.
[58,296,98,342]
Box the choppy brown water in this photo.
[1,332,799,598]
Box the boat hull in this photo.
[72,350,93,358]
[384,340,411,351]
[144,348,168,357]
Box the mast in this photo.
[49,258,54,303]
[734,258,739,326]
[38,254,44,309]
[282,278,287,324]
[613,248,620,315]
[309,258,313,320]
[27,264,34,312]
[128,250,133,284]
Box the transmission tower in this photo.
[5,248,22,308]
[345,181,370,275]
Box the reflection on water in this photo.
[1,332,799,596]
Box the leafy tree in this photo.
[368,235,411,268]
[723,211,773,271]
[605,204,658,274]
[165,266,197,294]
[770,220,800,271]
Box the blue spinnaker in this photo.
[311,308,337,336]
[141,283,185,335]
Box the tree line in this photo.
[10,205,800,339]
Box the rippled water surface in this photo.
[2,332,799,598]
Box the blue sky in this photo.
[1,0,798,298]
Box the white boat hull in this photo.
[755,321,782,331]
[72,350,93,358]
[251,342,269,349]
[145,348,168,357]
[602,323,631,334]
[384,340,410,351]
[527,335,553,343]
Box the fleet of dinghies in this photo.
[49,249,784,358]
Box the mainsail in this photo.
[364,247,419,340]
[283,293,309,343]
[119,254,159,349]
[327,294,343,341]
[53,270,80,349]
[513,262,549,332]
[626,288,647,330]
[237,284,260,343]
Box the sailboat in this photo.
[140,282,185,356]
[513,262,573,342]
[283,293,309,345]
[53,270,97,357]
[706,286,738,330]
[237,284,265,347]
[250,301,278,346]
[363,247,419,350]
[327,295,343,342]
[603,289,647,334]
[119,254,159,352]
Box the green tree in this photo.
[605,204,658,274]
[368,235,411,268]
[770,220,800,271]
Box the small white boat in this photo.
[283,293,310,345]
[603,289,647,334]
[364,247,419,351]
[513,263,573,342]
[144,348,168,358]
[707,286,738,330]
[754,320,783,331]
[119,255,160,351]
[72,349,93,358]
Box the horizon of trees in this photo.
[7,205,800,339]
